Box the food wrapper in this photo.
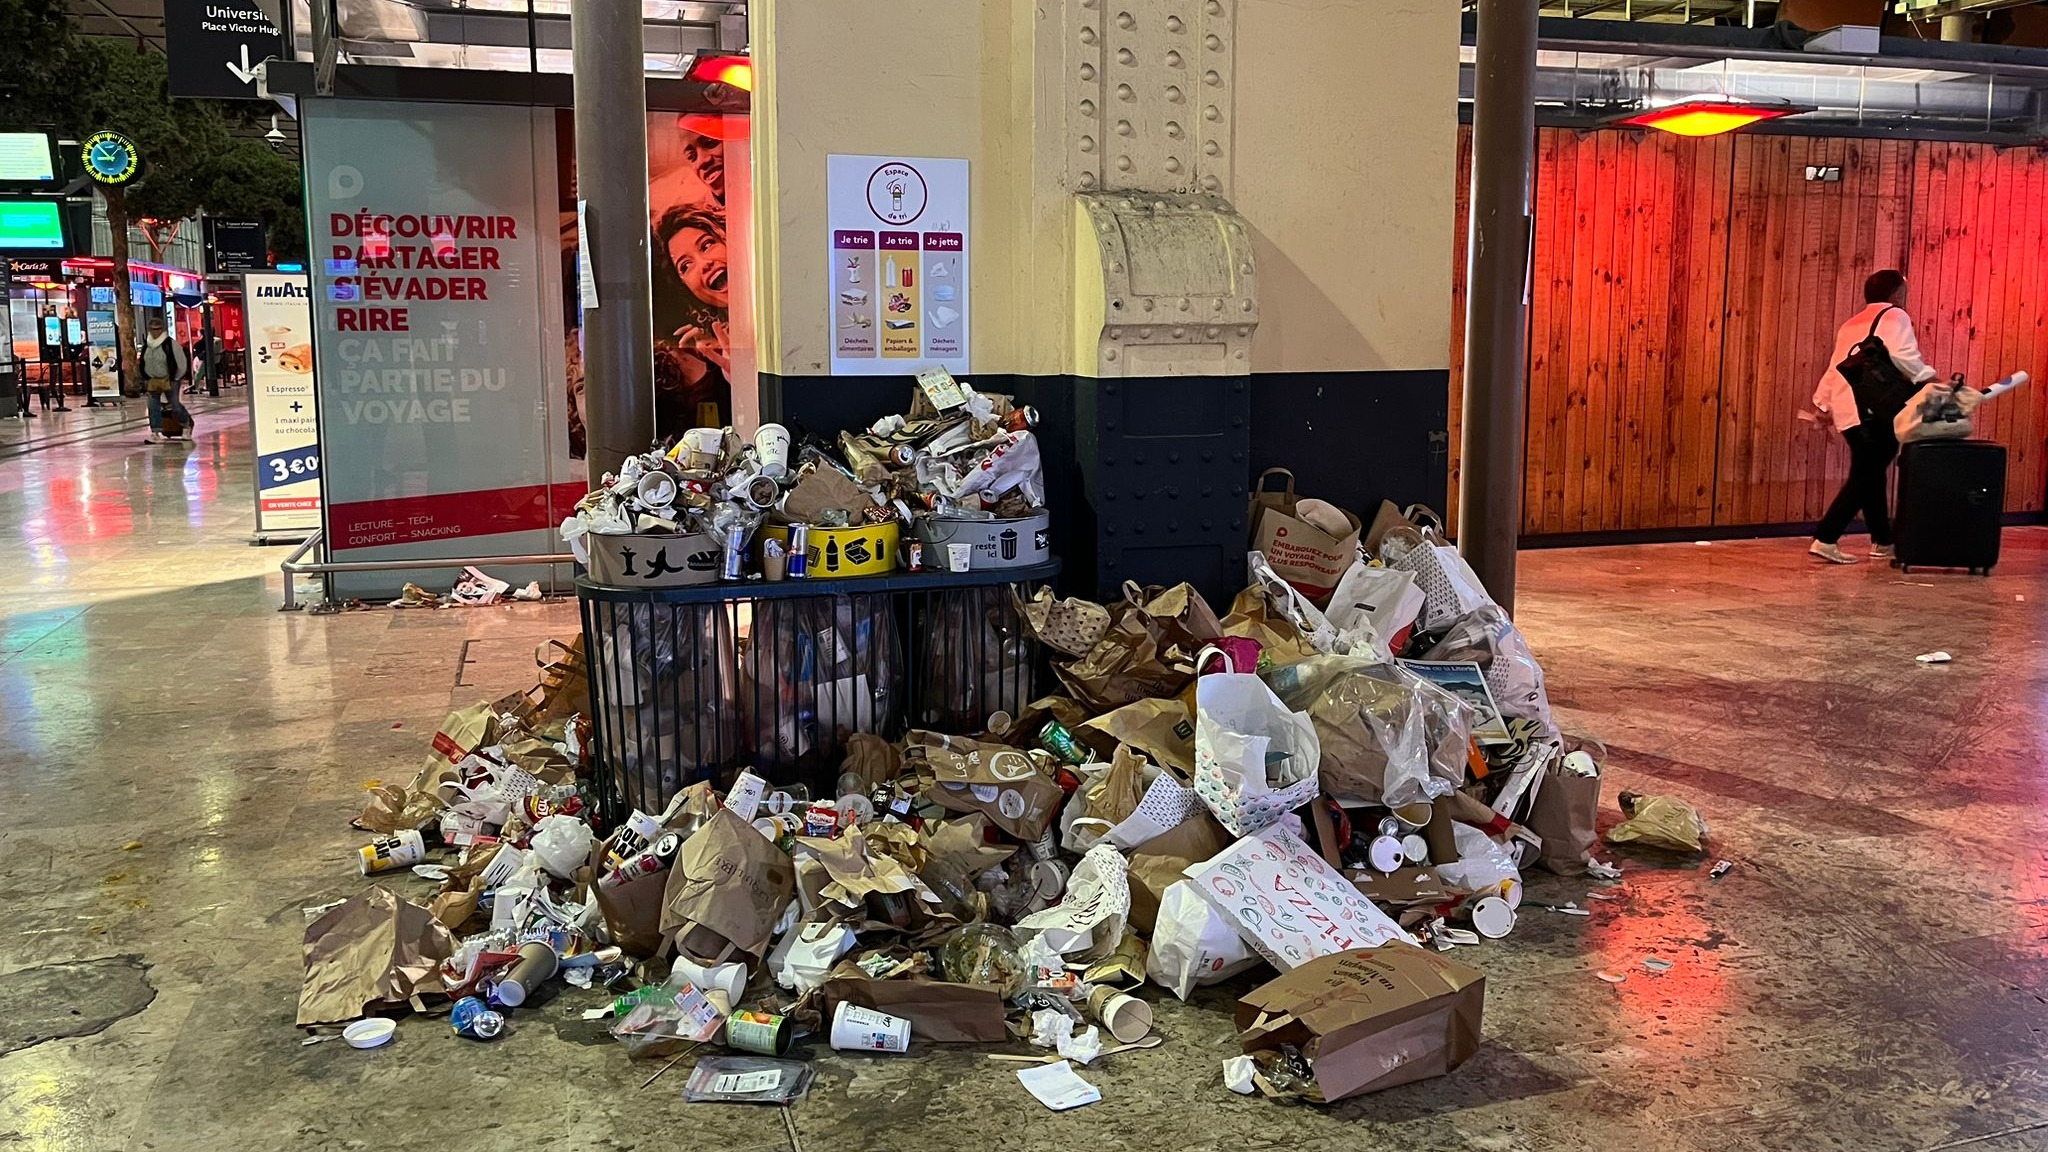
[1605,792,1708,854]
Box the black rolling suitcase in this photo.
[1893,439,2006,575]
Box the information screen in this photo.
[0,133,56,183]
[0,200,65,250]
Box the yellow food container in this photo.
[760,521,899,578]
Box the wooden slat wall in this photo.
[1449,126,2048,535]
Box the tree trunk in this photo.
[105,185,140,397]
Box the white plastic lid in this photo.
[1367,835,1405,874]
[1471,896,1516,939]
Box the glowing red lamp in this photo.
[1615,97,1804,137]
[686,54,752,93]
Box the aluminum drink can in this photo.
[451,996,506,1040]
[721,532,745,580]
[906,541,925,572]
[1037,720,1087,765]
[1004,406,1040,432]
[786,524,810,578]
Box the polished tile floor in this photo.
[1,406,2044,1152]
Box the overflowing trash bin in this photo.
[305,383,1714,1110]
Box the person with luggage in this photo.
[139,315,195,445]
[1807,269,1937,565]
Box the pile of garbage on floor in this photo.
[560,367,1048,586]
[305,468,1716,1108]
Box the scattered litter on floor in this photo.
[1595,970,1627,984]
[1916,651,1954,664]
[293,408,1726,1110]
[1709,860,1735,881]
[1642,958,1674,974]
[121,841,143,851]
[342,1019,396,1049]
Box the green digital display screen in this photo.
[0,199,65,250]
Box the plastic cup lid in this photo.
[343,1018,397,1049]
[1367,835,1405,874]
[1471,896,1516,939]
[1401,834,1430,864]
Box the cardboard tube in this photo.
[1423,802,1461,865]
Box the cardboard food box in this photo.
[1237,945,1485,1101]
[912,511,1050,570]
[760,521,899,578]
[586,531,722,588]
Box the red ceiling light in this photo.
[1615,96,1805,137]
[686,54,752,93]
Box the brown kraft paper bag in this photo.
[1525,759,1601,876]
[660,809,796,964]
[1053,583,1221,713]
[820,962,1007,1043]
[1248,468,1363,607]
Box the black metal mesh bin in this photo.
[577,561,1059,821]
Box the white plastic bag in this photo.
[1421,606,1557,733]
[1014,843,1131,961]
[528,814,596,881]
[1434,822,1523,909]
[1380,529,1492,633]
[1323,562,1426,659]
[1145,880,1262,999]
[1193,671,1322,836]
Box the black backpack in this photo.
[1836,305,1919,423]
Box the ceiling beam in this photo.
[82,0,164,52]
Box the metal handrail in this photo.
[279,528,575,610]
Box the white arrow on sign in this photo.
[226,44,258,85]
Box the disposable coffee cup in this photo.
[493,941,560,1007]
[1392,802,1434,831]
[674,955,747,1009]
[1470,895,1516,940]
[947,542,973,572]
[358,829,425,875]
[635,470,678,510]
[753,423,792,478]
[1087,986,1153,1044]
[830,1001,911,1053]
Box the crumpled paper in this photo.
[297,887,455,1026]
[1014,843,1131,962]
[1029,1009,1104,1065]
[1223,1055,1258,1094]
[800,831,943,910]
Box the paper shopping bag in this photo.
[1193,671,1323,836]
[661,809,797,963]
[1248,468,1363,607]
[1525,757,1601,876]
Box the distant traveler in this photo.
[1808,269,1937,564]
[140,316,194,445]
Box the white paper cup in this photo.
[673,955,748,1009]
[754,423,792,478]
[494,941,560,1007]
[1087,987,1153,1044]
[947,542,973,572]
[636,470,678,509]
[830,1001,911,1053]
[358,829,425,875]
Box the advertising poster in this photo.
[304,100,569,598]
[826,155,969,375]
[85,310,120,398]
[555,111,741,458]
[242,272,321,536]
